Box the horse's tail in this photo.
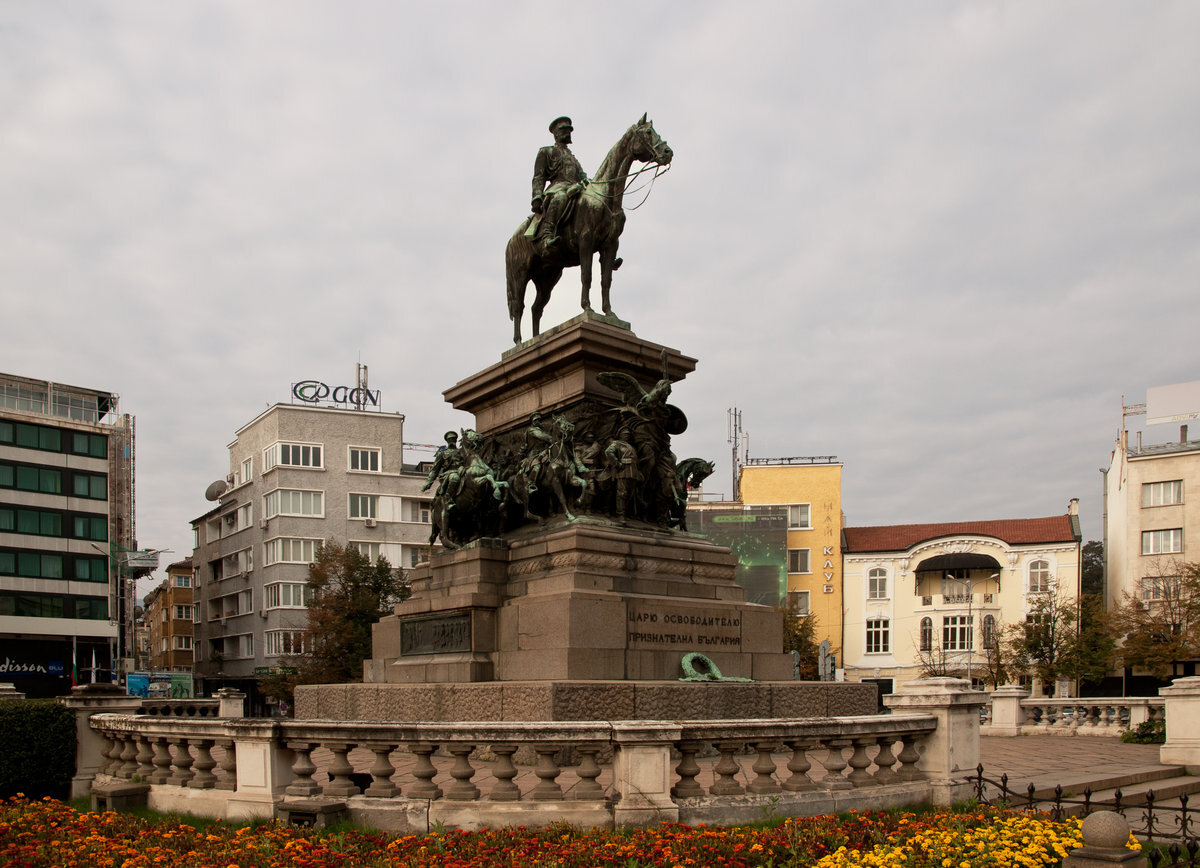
[505,218,535,320]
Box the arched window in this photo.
[919,616,933,652]
[983,614,997,647]
[868,568,888,599]
[1029,560,1051,594]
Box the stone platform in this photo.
[295,679,878,721]
[366,521,794,684]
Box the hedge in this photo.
[0,700,76,799]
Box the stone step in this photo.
[1025,766,1185,801]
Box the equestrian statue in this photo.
[505,114,673,344]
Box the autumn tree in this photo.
[1110,558,1200,679]
[777,601,826,680]
[1004,592,1116,688]
[258,542,410,709]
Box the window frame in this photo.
[1142,480,1183,508]
[1028,560,1052,594]
[349,493,379,520]
[1142,528,1183,555]
[867,567,888,600]
[865,618,890,654]
[787,548,811,574]
[787,504,811,529]
[263,441,324,471]
[943,614,974,651]
[348,446,381,473]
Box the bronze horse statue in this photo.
[505,115,673,344]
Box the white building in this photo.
[841,503,1082,696]
[191,401,434,711]
[1104,422,1200,614]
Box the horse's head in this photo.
[631,113,673,166]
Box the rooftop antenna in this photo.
[727,408,747,501]
[355,361,369,411]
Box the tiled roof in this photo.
[843,515,1079,553]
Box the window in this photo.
[72,515,107,541]
[237,503,253,531]
[786,589,810,616]
[351,541,381,562]
[71,472,106,499]
[868,568,888,599]
[237,457,253,486]
[1028,560,1051,594]
[1143,529,1183,555]
[1,463,63,494]
[173,605,194,621]
[865,618,890,654]
[230,634,253,658]
[349,494,378,519]
[919,617,933,652]
[1142,480,1183,507]
[943,615,973,651]
[407,499,431,523]
[265,630,306,656]
[264,537,320,565]
[349,447,380,472]
[408,546,431,568]
[173,573,192,588]
[1142,576,1182,601]
[264,442,323,470]
[265,582,311,609]
[982,614,997,648]
[263,489,324,518]
[788,504,811,529]
[172,635,193,651]
[788,548,811,573]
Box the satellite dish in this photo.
[204,480,229,501]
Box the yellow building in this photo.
[737,459,844,653]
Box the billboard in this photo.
[688,506,788,606]
[1147,380,1200,426]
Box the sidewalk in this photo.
[979,735,1168,792]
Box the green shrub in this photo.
[0,700,76,799]
[1121,718,1166,744]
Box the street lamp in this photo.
[947,571,1000,687]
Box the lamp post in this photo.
[947,571,1001,688]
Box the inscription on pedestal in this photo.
[400,614,472,656]
[626,601,742,650]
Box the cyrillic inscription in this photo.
[626,602,742,650]
[400,613,472,655]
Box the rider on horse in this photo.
[530,116,588,256]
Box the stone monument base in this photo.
[366,522,795,684]
[295,679,878,722]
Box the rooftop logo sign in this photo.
[291,380,381,409]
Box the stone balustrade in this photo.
[981,690,1165,737]
[87,711,943,830]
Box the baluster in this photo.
[781,738,817,791]
[488,744,520,801]
[821,739,852,790]
[1085,705,1100,728]
[671,740,705,798]
[322,742,360,797]
[709,740,745,795]
[574,746,605,801]
[135,735,155,781]
[407,743,443,800]
[118,733,138,779]
[285,741,321,797]
[168,738,194,786]
[873,736,898,784]
[150,736,172,784]
[748,740,782,794]
[1036,704,1052,729]
[894,733,922,781]
[364,743,399,797]
[214,738,237,791]
[95,731,116,776]
[445,743,480,801]
[846,737,874,786]
[189,739,217,789]
[531,746,564,800]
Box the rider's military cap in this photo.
[549,116,573,132]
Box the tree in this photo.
[777,602,825,680]
[258,543,410,709]
[1003,592,1117,688]
[1081,540,1104,599]
[1110,558,1200,679]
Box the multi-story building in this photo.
[1104,422,1200,613]
[190,402,433,712]
[687,457,845,654]
[145,559,195,672]
[841,502,1082,697]
[0,372,135,696]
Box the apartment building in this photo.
[190,402,433,711]
[144,559,195,671]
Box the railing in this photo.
[972,766,1198,846]
[981,694,1165,736]
[88,712,941,830]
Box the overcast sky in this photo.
[3,2,1197,595]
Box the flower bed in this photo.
[0,796,1138,868]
